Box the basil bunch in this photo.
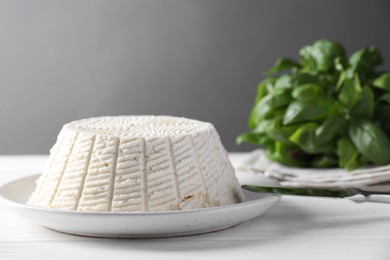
[238,39,390,170]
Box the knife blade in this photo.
[241,184,390,204]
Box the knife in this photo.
[241,184,390,204]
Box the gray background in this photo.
[1,0,390,154]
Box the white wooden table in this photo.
[1,154,390,260]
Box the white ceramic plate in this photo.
[0,173,280,238]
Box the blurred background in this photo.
[1,0,390,154]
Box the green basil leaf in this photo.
[236,132,272,146]
[338,74,362,109]
[348,47,382,77]
[291,72,319,85]
[315,116,345,145]
[373,72,390,91]
[377,93,390,104]
[337,137,363,171]
[292,83,325,99]
[264,58,301,75]
[249,79,276,129]
[334,56,346,72]
[249,90,292,129]
[266,142,308,167]
[253,119,275,133]
[274,72,317,90]
[236,132,259,145]
[348,120,390,165]
[254,78,276,104]
[299,39,346,72]
[336,71,346,89]
[283,97,336,125]
[350,86,374,119]
[254,81,268,104]
[262,108,287,120]
[289,123,318,153]
[311,155,338,168]
[289,123,333,154]
[265,120,305,145]
[274,75,293,89]
[374,104,390,136]
[317,73,339,89]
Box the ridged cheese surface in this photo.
[28,116,245,212]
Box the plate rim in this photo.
[0,173,281,238]
[0,174,281,217]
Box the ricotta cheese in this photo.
[27,116,245,212]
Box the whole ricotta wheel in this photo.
[28,116,245,212]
